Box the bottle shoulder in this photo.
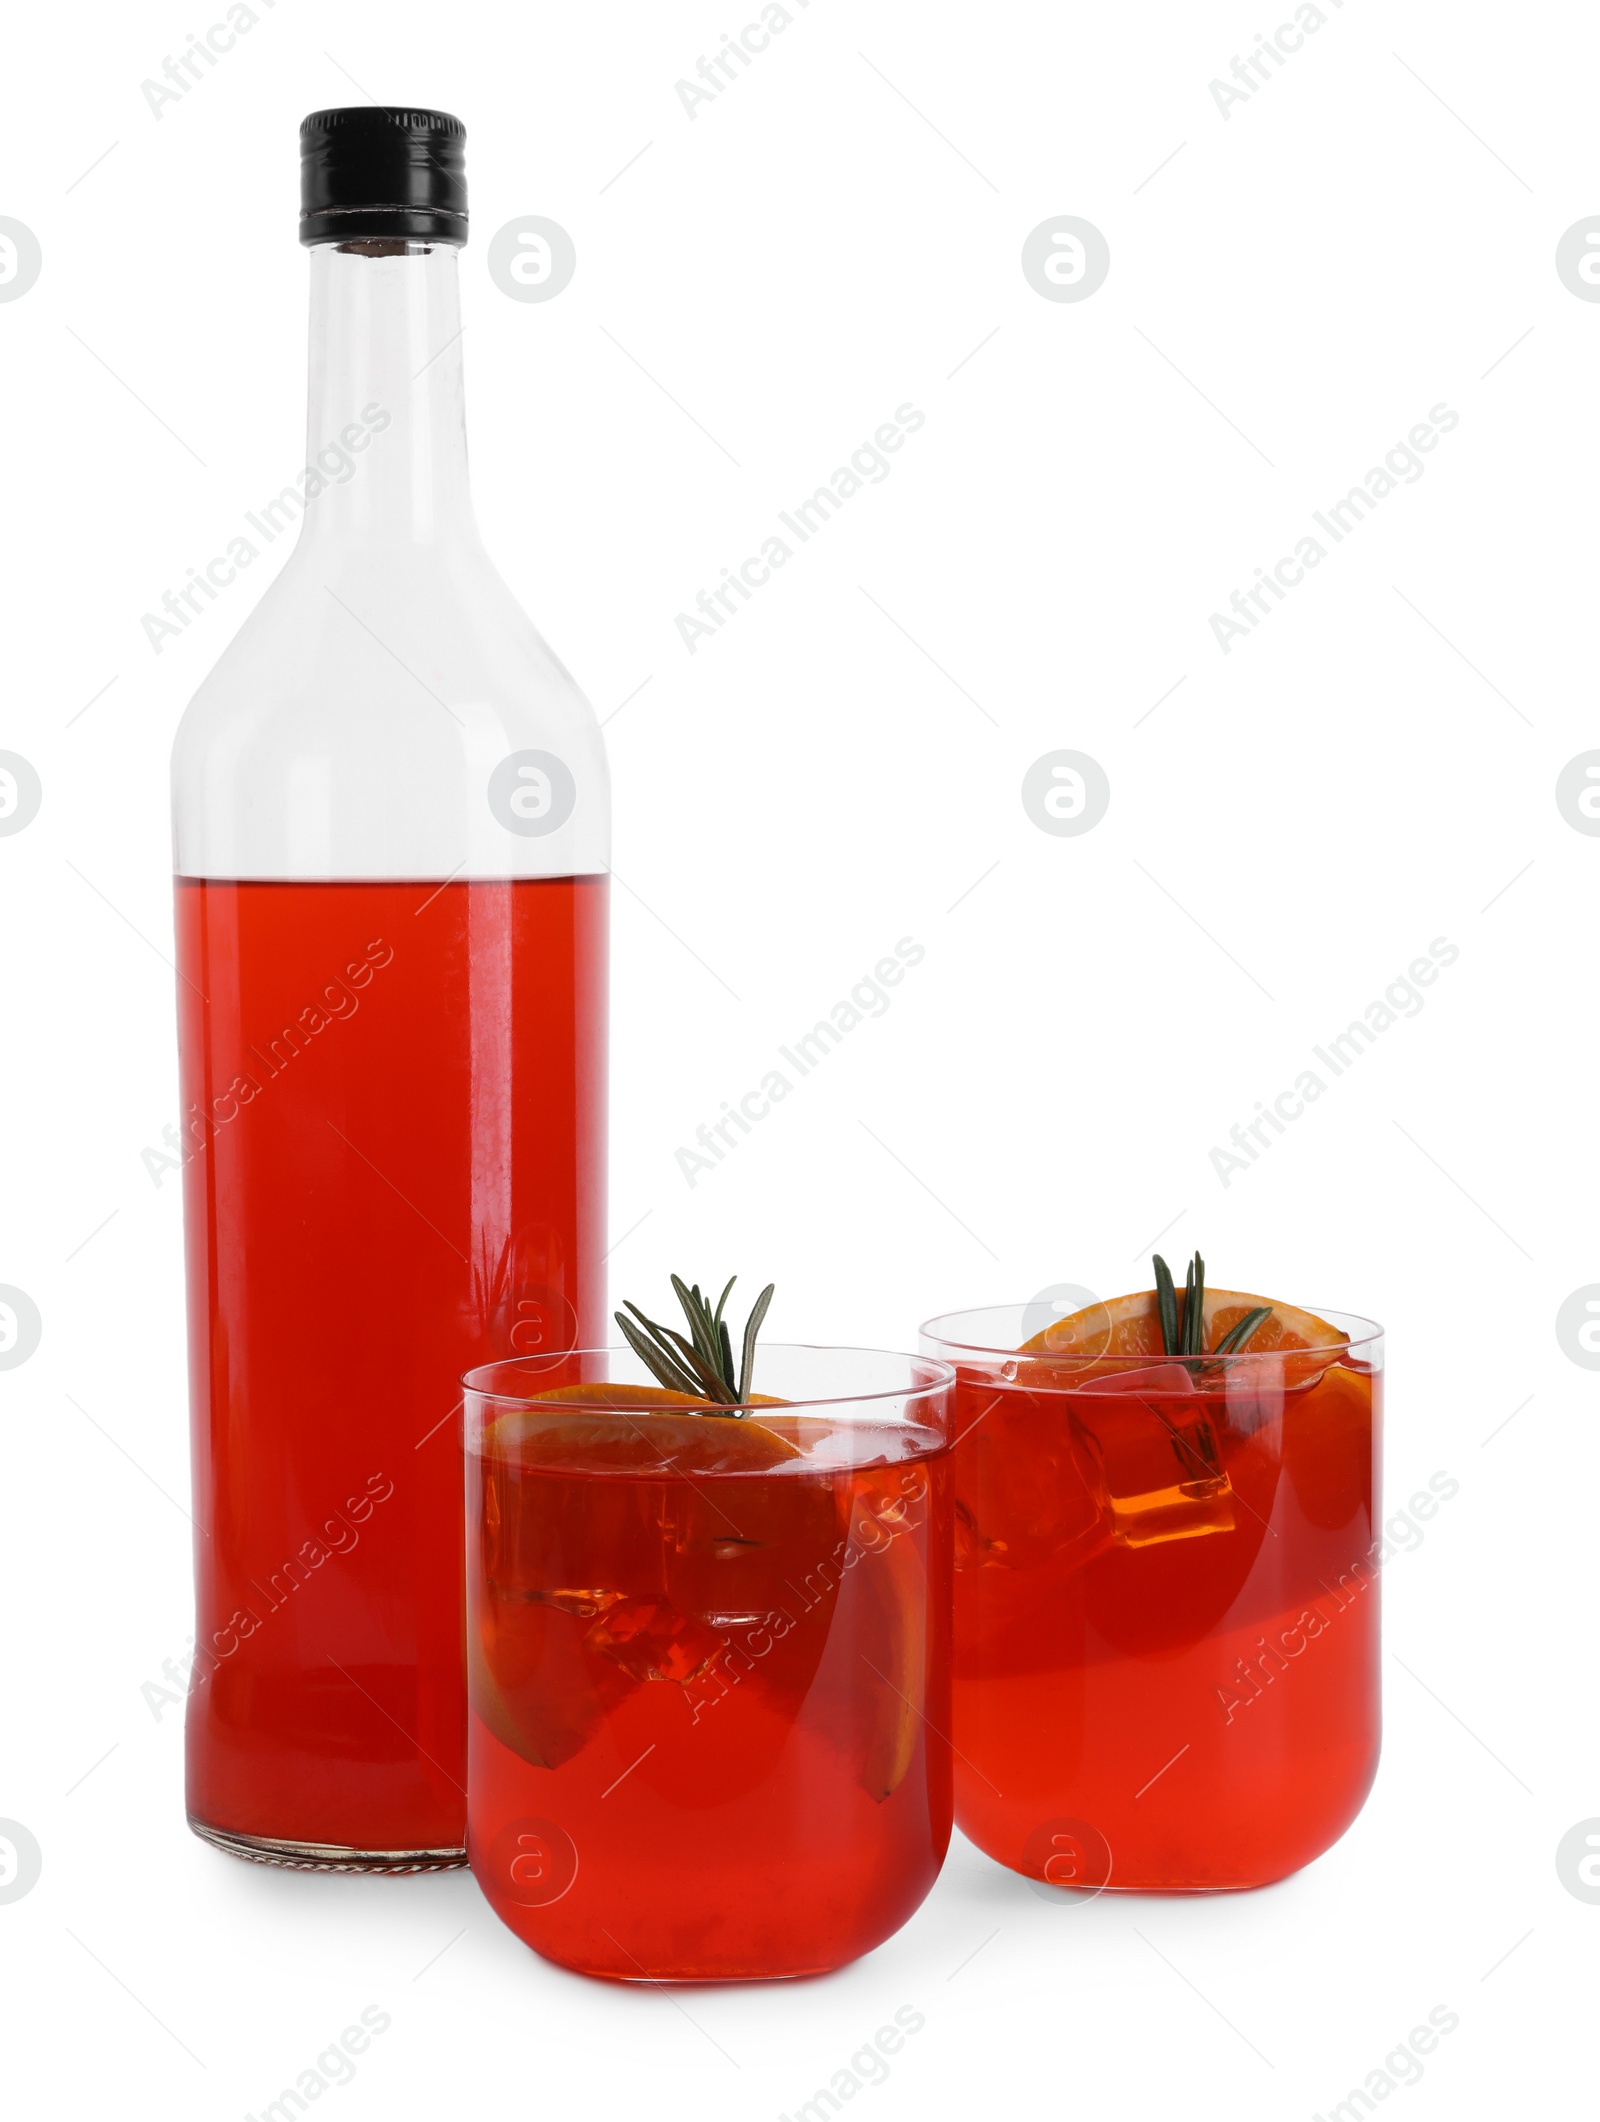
[171,542,609,880]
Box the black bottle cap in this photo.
[299,108,467,247]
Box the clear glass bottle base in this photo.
[189,1818,467,1874]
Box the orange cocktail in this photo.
[924,1260,1383,1891]
[464,1336,953,1978]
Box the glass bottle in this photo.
[170,109,608,1870]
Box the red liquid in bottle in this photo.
[176,875,607,1863]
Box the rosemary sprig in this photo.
[615,1275,775,1409]
[1184,1251,1206,1357]
[1154,1253,1180,1357]
[1210,1306,1272,1357]
[1151,1252,1272,1371]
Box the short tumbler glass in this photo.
[920,1305,1383,1892]
[463,1345,955,1980]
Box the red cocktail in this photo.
[464,1336,953,1979]
[923,1265,1382,1891]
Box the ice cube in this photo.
[527,1587,627,1619]
[1077,1361,1198,1398]
[1075,1367,1235,1546]
[954,1398,1114,1575]
[583,1596,726,1684]
[1224,1353,1291,1438]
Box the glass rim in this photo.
[918,1303,1383,1364]
[461,1342,956,1414]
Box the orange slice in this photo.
[1022,1286,1347,1386]
[483,1382,797,1476]
[524,1381,725,1409]
[853,1485,928,1801]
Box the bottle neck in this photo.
[297,240,478,552]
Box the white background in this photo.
[1,1,1593,2115]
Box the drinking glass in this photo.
[464,1345,954,1978]
[920,1304,1383,1891]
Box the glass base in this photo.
[1065,1878,1266,1895]
[521,1941,843,1984]
[189,1818,467,1874]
